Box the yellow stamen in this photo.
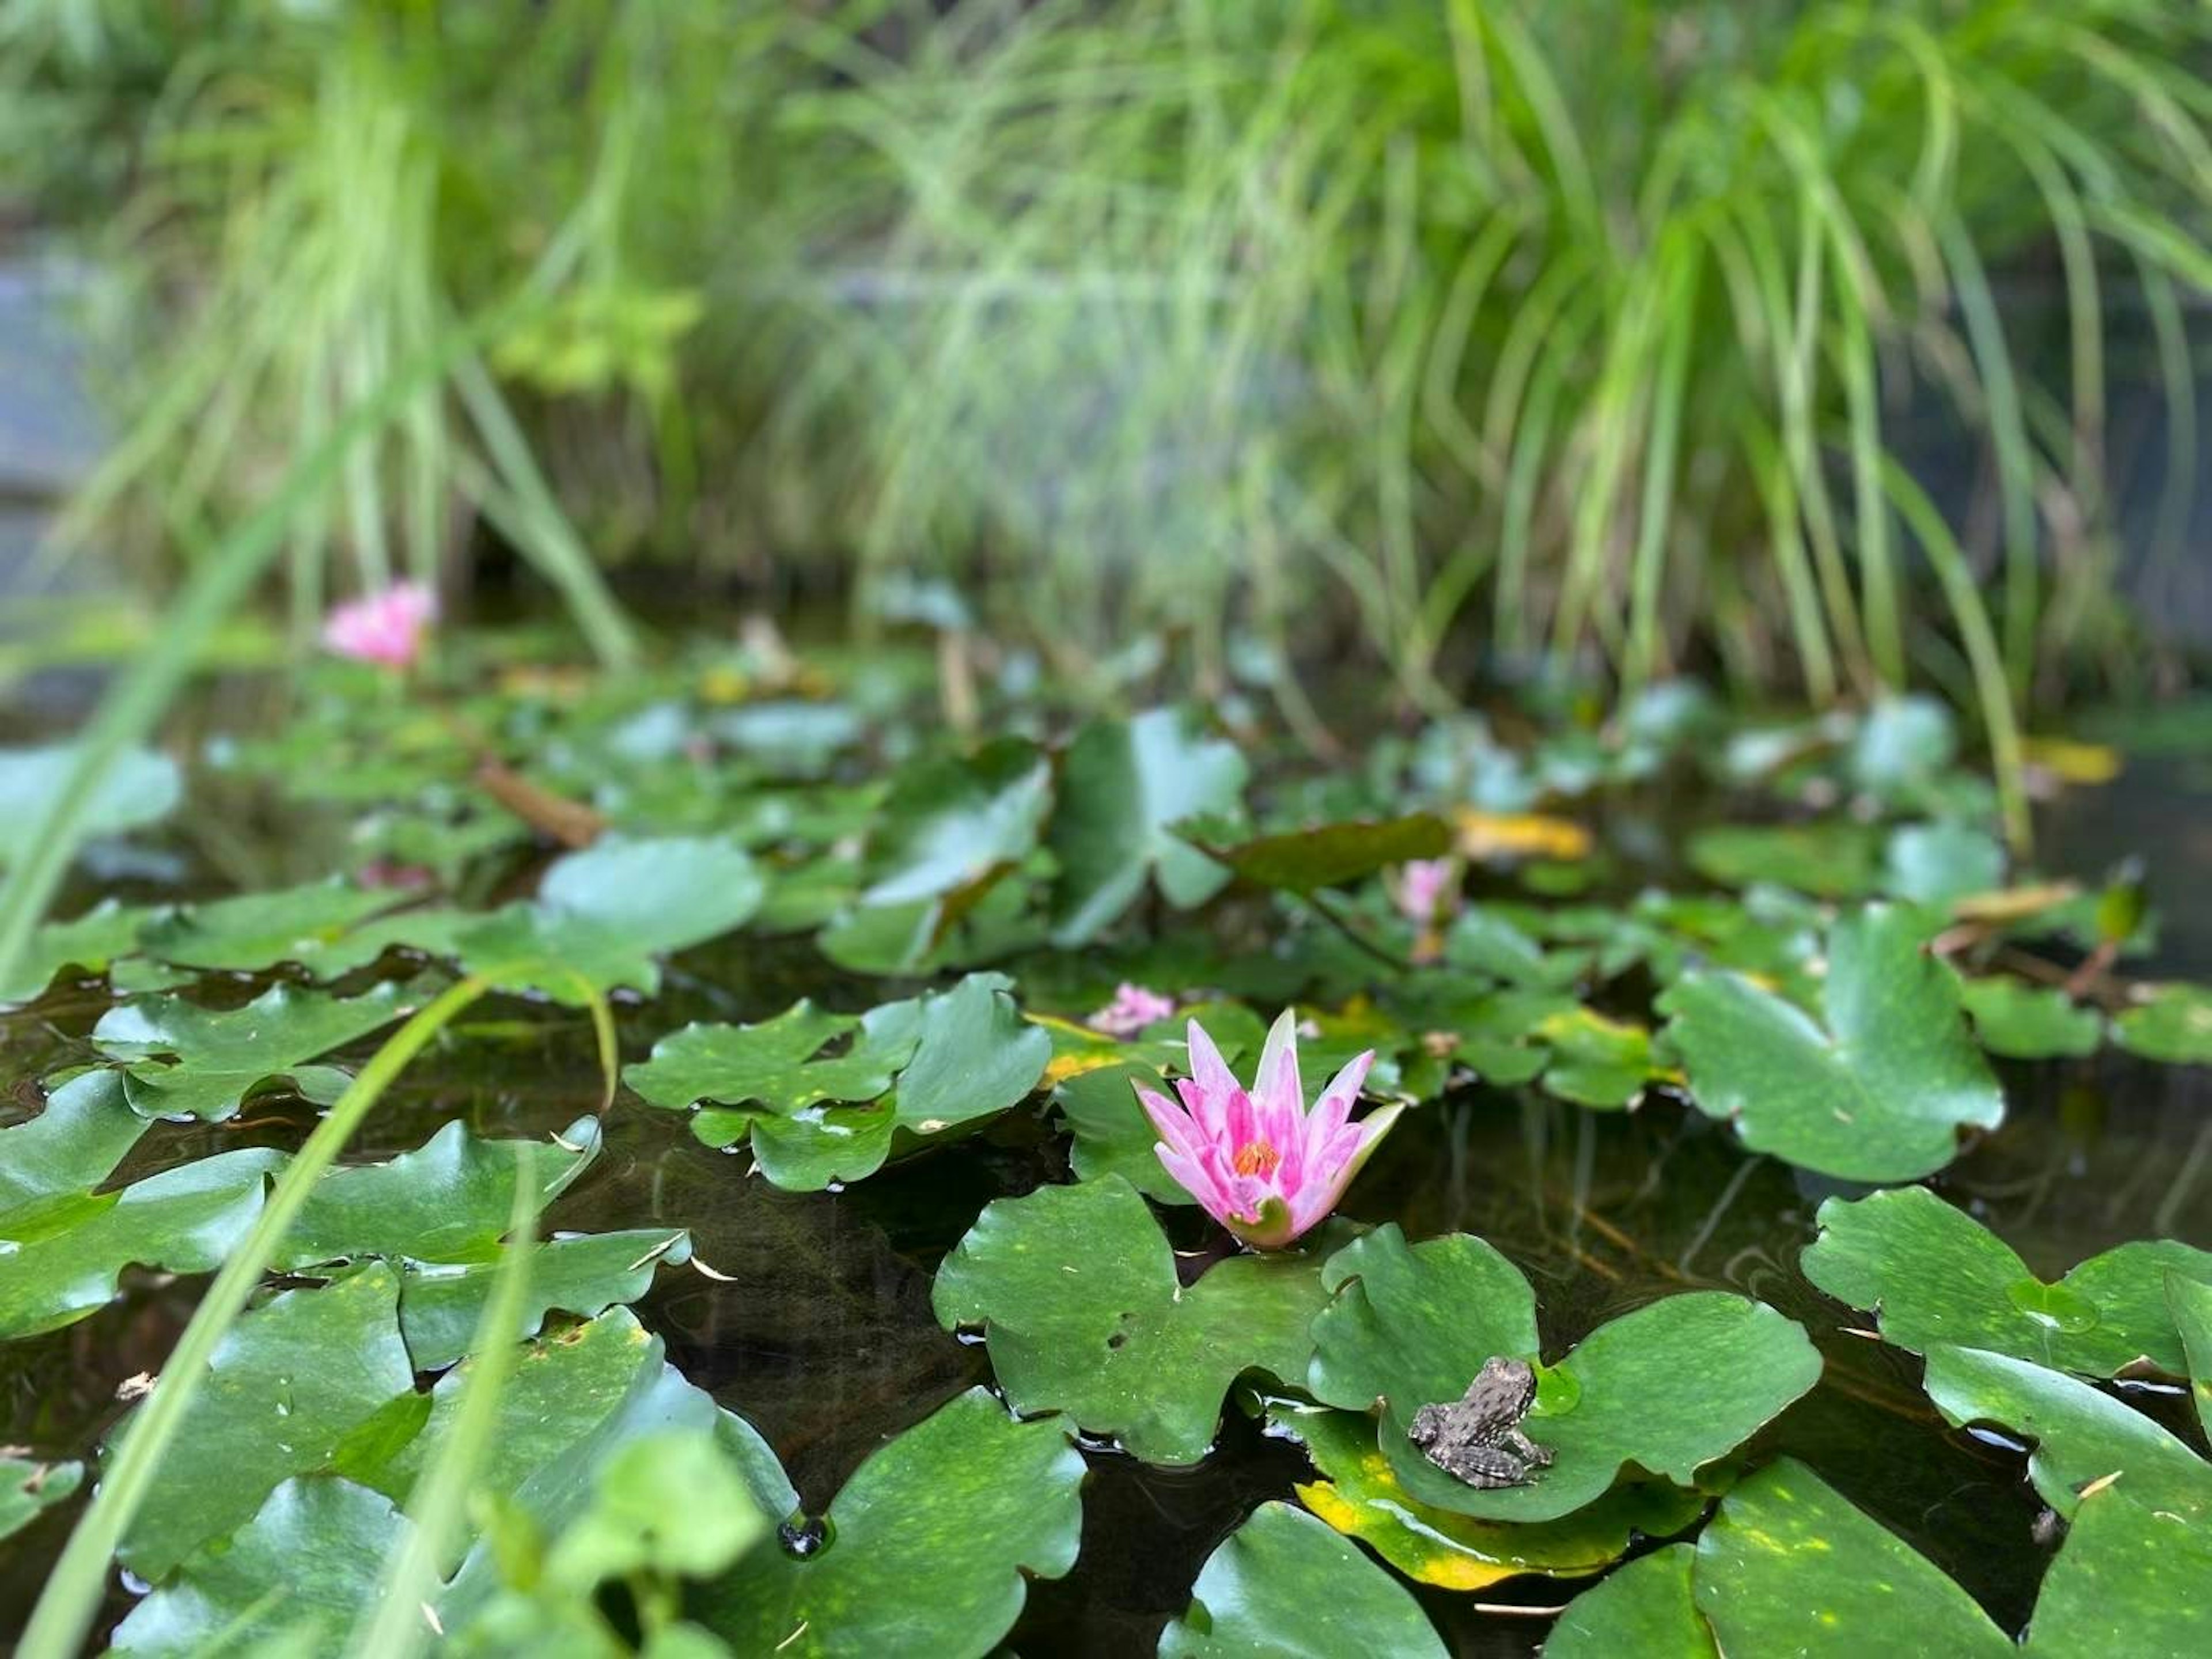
[1233,1141,1282,1179]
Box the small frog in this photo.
[1407,1356,1554,1488]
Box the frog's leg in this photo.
[1425,1444,1532,1488]
[1502,1428,1554,1468]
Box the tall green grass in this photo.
[14,1,2212,781]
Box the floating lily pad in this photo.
[112,1476,412,1657]
[1534,1007,1660,1109]
[460,833,764,1001]
[1693,1457,2012,1656]
[1049,707,1246,944]
[693,1387,1084,1658]
[1306,1226,1820,1521]
[1801,1186,2212,1376]
[2113,983,2212,1066]
[1686,822,1881,898]
[116,1266,418,1578]
[1921,1344,2212,1655]
[0,1456,81,1545]
[1884,822,2005,906]
[1055,1062,1196,1205]
[1958,978,2105,1060]
[1849,695,1959,800]
[397,1228,692,1372]
[933,1176,1345,1464]
[1175,812,1451,894]
[628,975,1046,1189]
[1156,1501,1447,1659]
[1272,1404,1705,1590]
[0,742,181,866]
[859,737,1052,909]
[1659,904,2003,1180]
[93,979,427,1122]
[1542,1544,1713,1658]
[0,898,153,1004]
[1921,1344,2212,1524]
[137,878,403,975]
[0,1080,283,1339]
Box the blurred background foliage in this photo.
[6,0,2211,727]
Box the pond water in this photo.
[2,694,2208,1654]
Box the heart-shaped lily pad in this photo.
[112,1476,412,1657]
[1174,812,1450,894]
[627,974,1047,1189]
[692,1387,1084,1658]
[933,1175,1347,1464]
[116,1265,418,1579]
[459,832,764,1001]
[0,897,153,1004]
[1270,1404,1705,1590]
[1541,1544,1711,1658]
[1658,903,2003,1180]
[1958,976,2105,1059]
[1048,707,1246,944]
[93,979,428,1122]
[1692,1457,2013,1656]
[1801,1186,2212,1375]
[2113,982,2212,1065]
[1306,1226,1820,1521]
[137,878,407,976]
[1156,1501,1447,1658]
[0,1072,285,1340]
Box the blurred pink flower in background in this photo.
[1395,857,1457,925]
[1137,1010,1399,1249]
[1088,980,1177,1037]
[323,581,438,671]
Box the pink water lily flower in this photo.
[1088,981,1177,1038]
[1395,857,1457,925]
[1138,1010,1400,1250]
[322,581,438,671]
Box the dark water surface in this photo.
[3,754,2209,1654]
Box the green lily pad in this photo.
[1921,1344,2212,1656]
[1958,977,2105,1060]
[859,737,1052,908]
[1156,1501,1447,1659]
[93,979,427,1122]
[459,834,764,1001]
[1658,904,2003,1180]
[1686,822,1881,898]
[2113,983,2212,1065]
[1175,812,1451,893]
[693,1387,1084,1658]
[1306,1227,1820,1521]
[116,1266,418,1578]
[2171,1273,2212,1438]
[1535,1006,1660,1109]
[0,742,181,866]
[397,1228,692,1372]
[137,878,404,975]
[1921,1344,2212,1524]
[0,1086,285,1340]
[933,1176,1344,1464]
[1884,823,2005,906]
[628,975,1047,1189]
[1056,1062,1196,1205]
[1543,1544,1713,1658]
[1271,1404,1705,1590]
[1692,1457,2012,1656]
[111,1476,412,1657]
[1801,1186,2212,1375]
[0,898,153,1003]
[0,1456,81,1545]
[1049,707,1246,944]
[1849,695,1959,799]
